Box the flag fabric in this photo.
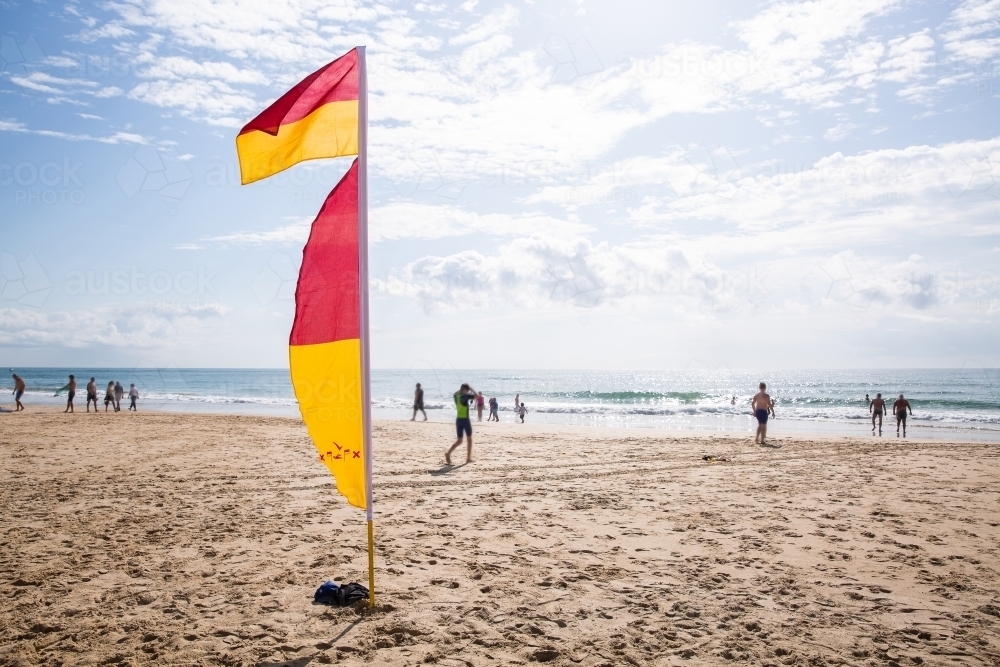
[288,158,367,509]
[236,48,359,185]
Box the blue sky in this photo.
[1,0,998,370]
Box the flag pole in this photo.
[356,45,375,609]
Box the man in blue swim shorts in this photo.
[752,381,775,445]
[446,383,478,465]
[12,374,25,411]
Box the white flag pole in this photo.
[356,45,375,608]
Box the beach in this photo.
[1,410,999,667]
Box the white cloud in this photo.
[625,136,1000,239]
[733,0,900,104]
[9,72,99,93]
[203,217,312,246]
[942,0,1000,65]
[376,235,725,313]
[0,303,227,349]
[0,120,148,144]
[449,5,518,45]
[371,203,590,242]
[127,79,258,126]
[136,56,268,84]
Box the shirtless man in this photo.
[12,374,26,411]
[870,392,887,435]
[893,394,912,438]
[56,375,77,413]
[752,382,775,445]
[86,377,98,412]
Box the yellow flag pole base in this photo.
[367,519,375,608]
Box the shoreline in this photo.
[4,404,999,444]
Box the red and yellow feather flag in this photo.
[237,48,360,185]
[237,47,375,604]
[289,159,367,508]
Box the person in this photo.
[514,394,519,412]
[411,383,427,421]
[865,393,871,406]
[56,375,76,413]
[476,392,485,422]
[446,383,477,465]
[893,394,913,438]
[870,392,887,435]
[128,383,139,411]
[86,378,98,412]
[731,395,736,406]
[12,374,25,411]
[488,396,499,421]
[104,381,116,412]
[518,402,527,423]
[114,381,124,412]
[751,382,775,445]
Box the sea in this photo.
[4,368,1000,441]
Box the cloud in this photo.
[942,0,1000,66]
[375,235,741,314]
[127,79,258,126]
[622,136,1000,239]
[0,302,227,349]
[136,56,268,84]
[9,72,99,93]
[203,217,312,246]
[0,119,148,144]
[449,5,518,45]
[370,203,590,242]
[733,0,900,104]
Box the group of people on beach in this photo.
[39,374,141,413]
[408,382,528,466]
[865,392,913,437]
[410,383,525,426]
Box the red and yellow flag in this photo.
[236,48,359,185]
[239,46,374,605]
[288,159,366,509]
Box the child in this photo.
[518,402,527,423]
[128,384,139,411]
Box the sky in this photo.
[1,0,998,371]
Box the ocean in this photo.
[4,367,1000,440]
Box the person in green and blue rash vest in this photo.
[446,383,478,466]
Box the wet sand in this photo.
[1,410,999,666]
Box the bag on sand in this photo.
[314,581,369,606]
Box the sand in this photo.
[1,410,999,667]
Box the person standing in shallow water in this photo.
[870,393,887,435]
[12,374,25,411]
[893,394,913,438]
[56,375,76,413]
[446,383,477,465]
[411,383,427,421]
[104,382,116,412]
[86,378,98,412]
[752,382,775,445]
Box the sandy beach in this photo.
[1,410,999,666]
